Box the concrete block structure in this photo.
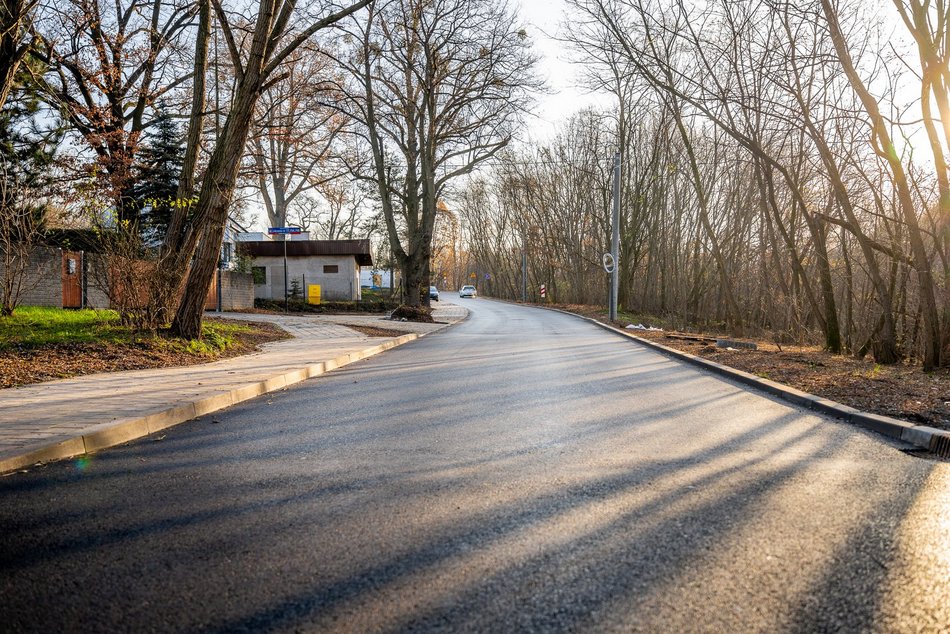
[0,246,110,309]
[238,239,372,302]
[205,270,255,311]
[1,244,254,312]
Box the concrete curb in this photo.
[546,307,950,458]
[0,333,419,475]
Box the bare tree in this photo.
[245,45,348,229]
[328,0,540,308]
[0,71,62,316]
[289,178,365,239]
[33,0,195,220]
[164,0,371,339]
[0,160,45,315]
[821,0,941,369]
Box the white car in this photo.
[459,285,477,298]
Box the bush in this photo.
[253,297,399,313]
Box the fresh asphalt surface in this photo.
[1,299,948,633]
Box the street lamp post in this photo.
[609,151,621,322]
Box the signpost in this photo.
[266,227,302,235]
[268,227,302,312]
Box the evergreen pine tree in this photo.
[0,66,61,234]
[130,102,184,242]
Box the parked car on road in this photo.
[459,285,477,298]
[429,286,440,301]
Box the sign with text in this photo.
[267,227,302,235]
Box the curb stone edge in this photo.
[0,333,420,475]
[547,306,950,458]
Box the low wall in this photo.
[2,247,249,312]
[222,270,254,310]
[83,254,110,309]
[205,270,254,311]
[11,246,62,308]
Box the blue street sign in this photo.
[267,227,302,235]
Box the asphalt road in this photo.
[1,299,948,633]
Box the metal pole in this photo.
[80,251,87,309]
[610,151,621,322]
[283,235,288,313]
[522,244,527,302]
[216,258,223,313]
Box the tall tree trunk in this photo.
[823,0,940,368]
[175,0,210,203]
[169,0,372,339]
[171,81,262,339]
[161,0,210,321]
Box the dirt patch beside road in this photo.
[337,323,412,338]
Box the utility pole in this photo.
[522,241,527,303]
[609,151,621,322]
[283,234,289,313]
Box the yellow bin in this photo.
[308,284,321,305]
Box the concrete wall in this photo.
[252,255,360,301]
[220,270,254,310]
[0,247,121,310]
[82,253,111,309]
[9,246,62,308]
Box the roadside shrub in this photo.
[253,298,399,313]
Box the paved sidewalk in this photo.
[0,302,468,474]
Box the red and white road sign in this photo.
[540,284,546,298]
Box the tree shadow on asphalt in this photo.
[0,330,938,631]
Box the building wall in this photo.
[83,254,111,309]
[220,270,254,310]
[0,247,126,310]
[252,255,361,301]
[360,267,394,289]
[1,248,253,312]
[10,246,62,307]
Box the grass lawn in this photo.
[0,306,290,388]
[0,306,126,348]
[0,306,266,351]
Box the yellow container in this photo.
[308,284,321,305]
